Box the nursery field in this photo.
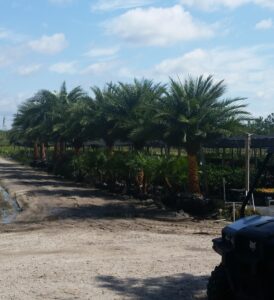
[0,156,224,300]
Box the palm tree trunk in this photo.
[54,141,61,159]
[142,173,147,195]
[54,142,57,159]
[60,140,65,156]
[73,140,82,155]
[74,146,81,155]
[187,151,201,194]
[33,142,39,161]
[136,169,144,194]
[106,141,114,155]
[41,143,46,161]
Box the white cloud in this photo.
[0,46,24,68]
[180,0,274,10]
[117,67,135,78]
[91,0,154,11]
[50,60,118,76]
[149,46,274,116]
[0,52,14,68]
[106,5,214,46]
[49,61,77,74]
[255,0,274,9]
[0,90,33,128]
[0,58,10,68]
[28,33,68,55]
[0,28,12,40]
[0,27,26,43]
[180,0,248,10]
[85,46,120,58]
[81,62,114,74]
[153,47,265,82]
[17,64,42,76]
[255,18,273,30]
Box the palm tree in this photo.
[157,75,249,194]
[12,91,56,161]
[91,79,166,152]
[63,96,95,154]
[52,83,90,156]
[91,84,121,151]
[12,101,38,159]
[109,79,166,150]
[245,117,266,135]
[12,82,89,160]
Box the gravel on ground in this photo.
[0,157,225,300]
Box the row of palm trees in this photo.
[11,75,249,194]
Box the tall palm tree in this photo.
[110,79,166,149]
[63,96,95,154]
[12,100,38,159]
[157,75,249,194]
[91,84,121,151]
[12,90,56,160]
[52,83,90,156]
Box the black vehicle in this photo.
[207,149,274,300]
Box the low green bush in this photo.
[205,164,246,196]
[0,146,32,165]
[68,151,188,196]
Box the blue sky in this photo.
[0,0,274,127]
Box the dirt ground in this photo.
[0,157,225,300]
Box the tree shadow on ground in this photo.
[0,161,183,222]
[0,164,77,187]
[26,188,107,198]
[45,202,171,221]
[96,273,208,300]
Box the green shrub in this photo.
[53,153,75,178]
[155,156,188,190]
[205,164,245,196]
[0,146,32,164]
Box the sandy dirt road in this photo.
[0,157,224,300]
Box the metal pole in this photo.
[223,177,226,203]
[245,133,255,211]
[240,151,273,217]
[245,133,251,194]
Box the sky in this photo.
[0,0,274,127]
